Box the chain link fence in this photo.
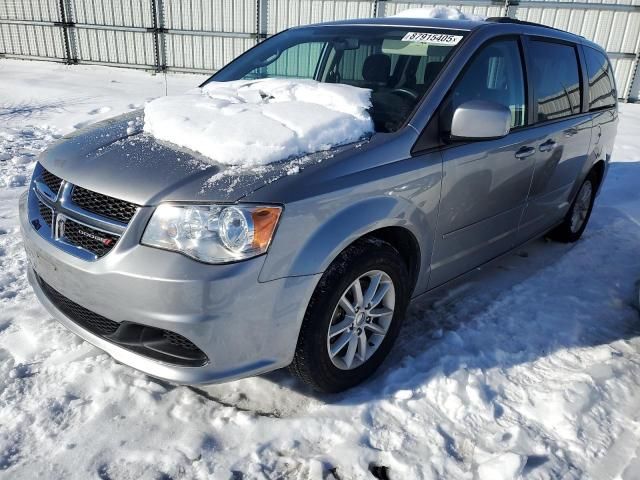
[0,0,639,100]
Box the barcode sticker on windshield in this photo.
[401,32,463,45]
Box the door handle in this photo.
[538,139,557,152]
[514,146,536,159]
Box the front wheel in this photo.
[289,238,410,393]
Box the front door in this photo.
[428,37,536,288]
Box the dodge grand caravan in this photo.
[20,16,618,392]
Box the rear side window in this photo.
[528,40,581,122]
[584,47,617,110]
[444,38,526,129]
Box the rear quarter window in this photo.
[584,47,617,111]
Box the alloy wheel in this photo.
[326,270,396,370]
[570,181,593,233]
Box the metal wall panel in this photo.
[0,0,65,59]
[164,0,257,33]
[0,0,638,100]
[267,0,375,34]
[71,0,153,28]
[524,0,639,5]
[514,7,640,53]
[0,23,66,59]
[164,34,255,72]
[66,0,156,66]
[610,56,637,97]
[75,28,156,67]
[0,0,60,22]
[162,0,258,73]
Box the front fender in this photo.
[258,194,432,288]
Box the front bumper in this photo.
[19,191,320,384]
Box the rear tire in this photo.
[549,172,597,243]
[289,238,410,393]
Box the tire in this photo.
[289,238,410,393]
[549,172,598,243]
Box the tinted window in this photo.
[244,42,326,80]
[210,26,465,132]
[444,38,526,130]
[584,47,617,110]
[529,41,581,122]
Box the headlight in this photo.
[141,204,282,263]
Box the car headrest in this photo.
[362,53,391,84]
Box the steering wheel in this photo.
[390,87,419,101]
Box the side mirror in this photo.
[450,100,511,141]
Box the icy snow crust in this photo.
[143,78,374,167]
[392,6,484,21]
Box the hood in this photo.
[39,112,345,205]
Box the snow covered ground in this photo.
[0,58,639,480]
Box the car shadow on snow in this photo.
[0,97,92,121]
[259,161,640,404]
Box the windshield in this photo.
[207,26,466,133]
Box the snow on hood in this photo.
[392,6,484,21]
[143,78,374,167]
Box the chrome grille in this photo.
[30,163,137,261]
[71,186,139,224]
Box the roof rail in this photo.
[485,16,563,32]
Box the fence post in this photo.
[505,0,518,18]
[376,0,386,18]
[56,0,77,64]
[625,46,640,102]
[150,0,167,72]
[256,0,268,42]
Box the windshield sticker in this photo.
[401,32,463,45]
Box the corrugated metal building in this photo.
[1,0,638,101]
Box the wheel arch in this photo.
[356,226,421,295]
[259,195,431,293]
[590,159,606,194]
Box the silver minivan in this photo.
[20,16,618,392]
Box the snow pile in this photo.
[143,78,374,167]
[392,6,484,21]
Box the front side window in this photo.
[584,47,617,111]
[244,42,326,80]
[209,26,466,132]
[528,40,581,122]
[442,37,527,131]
